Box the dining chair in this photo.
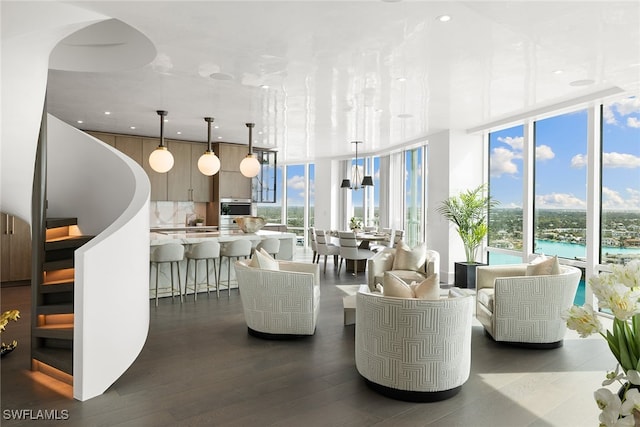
[337,231,375,276]
[309,227,318,263]
[315,230,340,273]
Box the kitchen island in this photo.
[149,229,297,300]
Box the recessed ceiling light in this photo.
[210,72,234,81]
[397,113,413,119]
[260,84,269,89]
[258,131,263,135]
[436,15,452,22]
[217,136,223,139]
[553,69,563,75]
[396,77,407,82]
[130,126,136,130]
[77,120,83,124]
[104,111,111,115]
[164,118,168,122]
[569,79,595,87]
[214,125,219,129]
[176,131,182,135]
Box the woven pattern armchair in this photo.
[355,286,474,401]
[234,260,320,338]
[476,264,581,348]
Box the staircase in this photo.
[31,217,93,378]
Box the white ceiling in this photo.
[45,1,640,162]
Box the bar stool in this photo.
[255,238,280,259]
[184,241,220,300]
[219,239,253,297]
[150,243,185,306]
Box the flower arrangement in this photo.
[349,217,363,231]
[563,260,640,426]
[1,309,20,357]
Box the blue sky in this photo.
[489,97,640,211]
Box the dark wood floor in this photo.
[1,250,612,426]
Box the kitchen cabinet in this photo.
[212,142,251,200]
[115,136,143,165]
[1,212,31,283]
[167,141,212,202]
[190,145,212,202]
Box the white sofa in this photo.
[355,286,474,401]
[234,260,320,338]
[367,247,439,292]
[476,264,581,348]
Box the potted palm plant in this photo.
[437,184,498,288]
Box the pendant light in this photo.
[148,110,174,173]
[341,140,373,190]
[239,122,261,178]
[197,117,221,176]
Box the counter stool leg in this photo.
[152,263,159,307]
[185,258,191,301]
[205,259,211,296]
[213,259,219,298]
[227,256,231,297]
[176,262,183,303]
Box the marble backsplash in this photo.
[150,201,207,227]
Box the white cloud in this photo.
[627,117,640,128]
[490,147,518,177]
[535,193,586,209]
[570,152,640,169]
[287,175,305,190]
[604,152,640,168]
[613,97,640,116]
[602,187,640,210]
[571,154,586,168]
[497,136,523,152]
[603,105,617,125]
[535,145,555,161]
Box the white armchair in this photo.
[367,246,439,292]
[355,286,474,401]
[234,260,320,338]
[476,264,581,348]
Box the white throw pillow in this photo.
[410,274,439,300]
[392,241,427,271]
[526,255,560,276]
[382,272,414,298]
[249,248,279,270]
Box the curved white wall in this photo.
[0,2,107,222]
[1,3,153,401]
[47,115,151,401]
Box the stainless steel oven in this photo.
[219,199,252,230]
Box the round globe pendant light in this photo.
[239,122,261,178]
[148,110,174,173]
[197,117,221,176]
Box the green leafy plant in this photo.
[437,184,498,263]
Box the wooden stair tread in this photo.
[32,348,73,375]
[46,218,77,229]
[41,279,74,287]
[37,304,73,315]
[34,325,73,340]
[45,235,94,249]
[43,259,74,271]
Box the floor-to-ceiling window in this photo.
[487,125,525,264]
[286,164,306,242]
[308,164,315,230]
[534,109,588,260]
[600,98,640,265]
[404,146,425,246]
[255,165,283,224]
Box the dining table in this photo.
[355,232,389,250]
